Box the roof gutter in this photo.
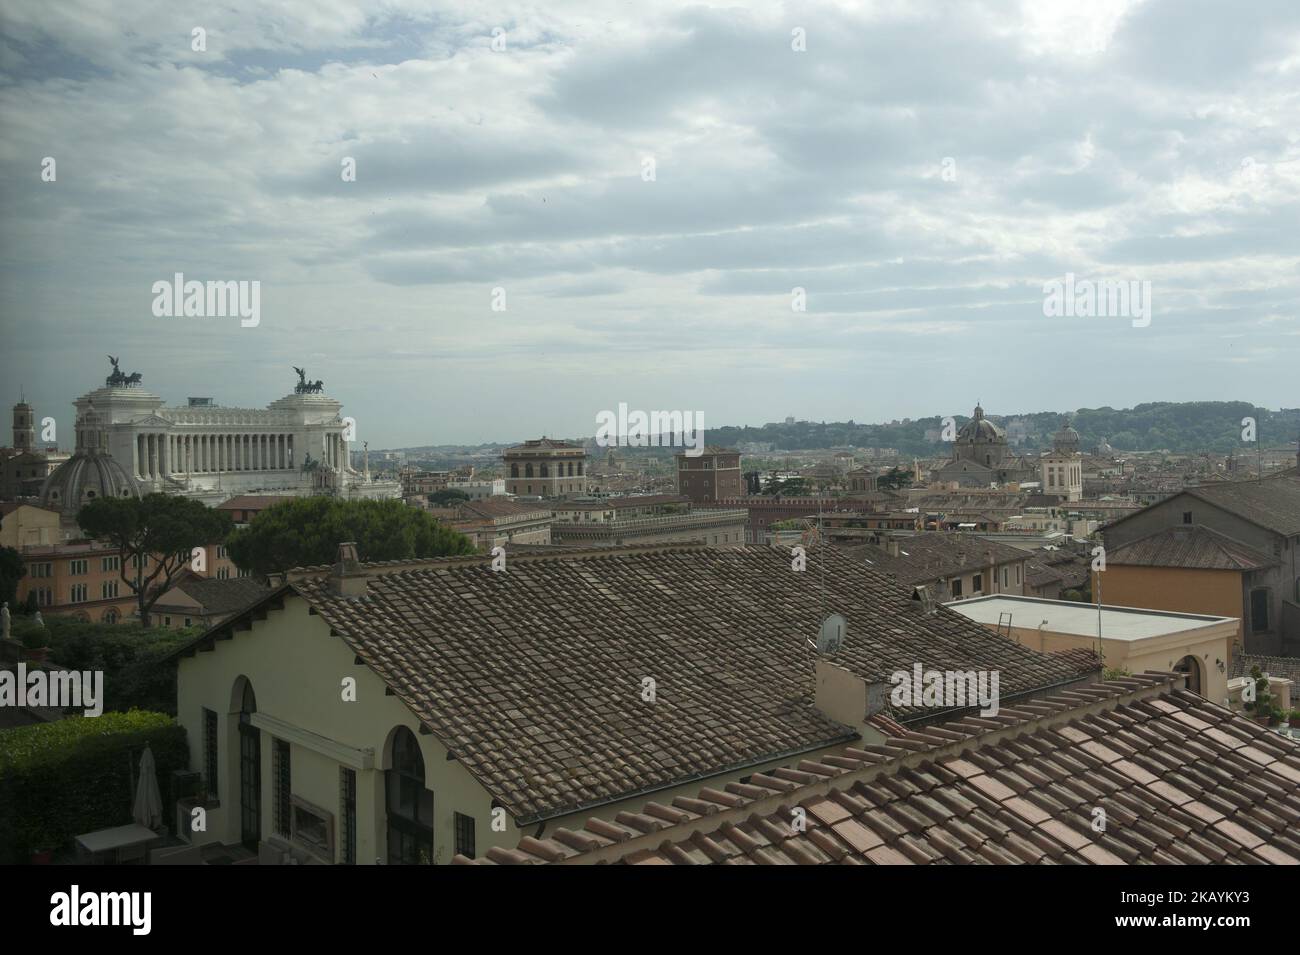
[511,730,860,827]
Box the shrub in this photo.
[30,617,199,715]
[0,710,188,862]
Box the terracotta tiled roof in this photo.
[167,575,272,615]
[1109,525,1275,571]
[289,545,1082,824]
[1025,549,1092,591]
[844,534,1030,584]
[1183,475,1300,536]
[1049,646,1104,676]
[458,498,551,521]
[459,675,1300,865]
[216,495,291,511]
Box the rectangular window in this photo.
[101,556,120,573]
[69,559,88,575]
[1251,588,1270,633]
[1183,511,1192,524]
[340,768,357,865]
[101,580,118,599]
[951,578,963,598]
[1002,567,1008,588]
[203,709,219,798]
[1016,565,1021,584]
[454,812,476,859]
[273,739,292,837]
[70,583,87,603]
[972,573,983,593]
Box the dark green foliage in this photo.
[427,489,469,506]
[0,710,188,862]
[226,496,475,576]
[876,467,912,490]
[0,545,24,608]
[77,493,234,626]
[11,617,198,714]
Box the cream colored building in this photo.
[948,594,1237,705]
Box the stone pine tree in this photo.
[77,494,234,627]
[226,496,475,577]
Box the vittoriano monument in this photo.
[293,366,325,394]
[106,355,143,387]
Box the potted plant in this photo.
[1245,666,1273,725]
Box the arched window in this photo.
[567,462,574,477]
[540,464,549,477]
[237,680,261,849]
[577,462,584,476]
[525,464,533,478]
[102,608,119,624]
[510,464,518,478]
[386,728,433,864]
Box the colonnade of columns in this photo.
[133,432,301,479]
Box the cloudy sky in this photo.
[1,0,1297,447]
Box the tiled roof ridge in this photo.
[286,540,715,579]
[457,672,1189,865]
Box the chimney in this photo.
[815,659,886,729]
[887,538,900,557]
[331,541,367,597]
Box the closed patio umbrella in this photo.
[132,743,163,831]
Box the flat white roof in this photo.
[947,594,1236,642]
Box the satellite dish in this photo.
[816,613,847,655]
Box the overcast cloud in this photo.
[1,0,1297,446]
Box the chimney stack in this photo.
[331,541,367,597]
[814,660,886,730]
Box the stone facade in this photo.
[39,371,398,522]
[503,438,587,499]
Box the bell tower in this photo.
[12,396,35,452]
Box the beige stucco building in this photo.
[948,594,1237,705]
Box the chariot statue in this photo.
[106,355,142,388]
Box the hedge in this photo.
[0,710,188,863]
[9,616,199,715]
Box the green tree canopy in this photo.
[78,494,233,626]
[427,489,470,507]
[226,496,475,576]
[0,545,24,609]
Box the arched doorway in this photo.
[1174,655,1203,694]
[236,680,261,850]
[385,727,433,864]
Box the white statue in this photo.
[33,609,44,628]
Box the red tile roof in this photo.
[458,674,1300,865]
[1108,525,1275,571]
[286,544,1082,823]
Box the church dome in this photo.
[40,449,140,519]
[1053,419,1081,453]
[957,404,1004,443]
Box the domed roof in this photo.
[957,404,1004,443]
[1053,418,1081,453]
[40,449,140,519]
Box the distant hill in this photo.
[706,403,1300,456]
